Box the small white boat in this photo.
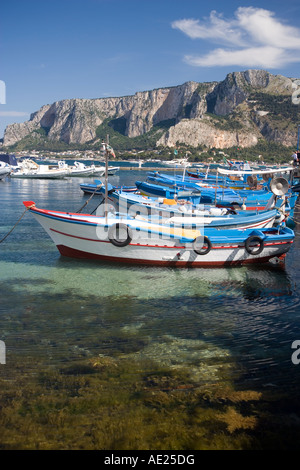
[11,159,69,179]
[58,161,95,177]
[93,166,120,176]
[0,162,11,180]
[163,158,191,168]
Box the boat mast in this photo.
[101,135,109,223]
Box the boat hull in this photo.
[0,169,11,179]
[11,169,68,179]
[24,203,294,268]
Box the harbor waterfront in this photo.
[1,168,300,450]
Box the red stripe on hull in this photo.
[56,244,285,267]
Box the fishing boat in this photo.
[135,174,297,214]
[11,159,69,179]
[22,200,294,267]
[135,179,269,208]
[146,173,243,197]
[105,189,280,230]
[135,180,213,204]
[186,165,293,190]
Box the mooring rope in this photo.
[76,183,103,213]
[0,204,35,244]
[0,183,104,244]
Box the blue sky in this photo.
[1,0,300,138]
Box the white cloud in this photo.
[172,7,300,68]
[236,7,300,49]
[172,11,246,46]
[185,47,298,68]
[0,111,29,117]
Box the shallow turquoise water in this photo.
[1,171,300,395]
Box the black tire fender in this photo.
[245,235,264,255]
[193,236,212,255]
[108,223,132,247]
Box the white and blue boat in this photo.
[109,190,280,230]
[83,179,285,231]
[23,200,294,268]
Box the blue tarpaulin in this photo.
[0,154,18,166]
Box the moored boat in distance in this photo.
[11,159,69,179]
[58,160,95,176]
[92,165,120,176]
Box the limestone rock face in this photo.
[3,69,299,148]
[206,69,294,117]
[125,82,203,137]
[157,118,259,149]
[3,104,51,146]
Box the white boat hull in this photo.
[0,162,11,179]
[11,170,69,179]
[0,169,11,179]
[24,203,294,268]
[93,166,120,176]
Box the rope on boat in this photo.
[0,203,35,244]
[76,183,103,213]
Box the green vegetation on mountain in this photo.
[248,92,299,123]
[2,70,299,164]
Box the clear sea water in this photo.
[1,166,300,450]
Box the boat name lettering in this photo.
[292,79,300,105]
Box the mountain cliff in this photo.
[3,69,299,150]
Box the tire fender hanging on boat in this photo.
[193,236,212,255]
[108,223,133,247]
[245,235,264,255]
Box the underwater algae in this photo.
[1,352,300,450]
[1,227,300,450]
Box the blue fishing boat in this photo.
[106,189,280,230]
[87,177,287,231]
[135,179,277,210]
[146,174,239,197]
[135,180,217,205]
